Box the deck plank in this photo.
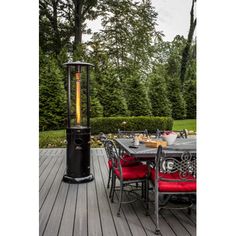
[73,183,88,236]
[39,156,64,209]
[87,150,103,236]
[93,149,118,236]
[39,158,66,236]
[39,154,53,175]
[43,182,69,236]
[58,184,78,236]
[161,209,191,236]
[171,210,196,235]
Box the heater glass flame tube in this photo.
[75,71,81,125]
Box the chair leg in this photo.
[155,185,161,234]
[145,179,149,216]
[107,168,111,188]
[141,182,144,198]
[109,172,114,199]
[117,181,123,217]
[111,175,116,203]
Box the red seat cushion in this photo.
[120,154,140,167]
[114,164,148,180]
[108,159,112,169]
[107,154,141,169]
[150,168,196,192]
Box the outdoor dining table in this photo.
[114,137,196,161]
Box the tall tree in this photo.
[125,74,152,116]
[148,71,172,117]
[167,76,186,120]
[39,0,73,55]
[39,50,67,130]
[180,0,197,89]
[73,0,98,48]
[98,66,129,117]
[183,79,196,119]
[94,0,161,81]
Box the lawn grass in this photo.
[39,119,196,148]
[172,119,196,132]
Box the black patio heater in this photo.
[63,61,94,184]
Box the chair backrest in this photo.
[104,140,123,177]
[117,129,148,138]
[155,145,196,182]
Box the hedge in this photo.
[90,116,173,134]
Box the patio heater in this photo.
[63,61,94,184]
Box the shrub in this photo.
[90,116,173,134]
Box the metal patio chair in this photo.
[104,139,142,189]
[106,140,149,216]
[150,145,196,235]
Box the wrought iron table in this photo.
[114,138,196,160]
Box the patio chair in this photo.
[106,140,149,216]
[104,139,142,189]
[150,145,196,235]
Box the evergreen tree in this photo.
[183,79,196,118]
[167,77,186,119]
[148,73,172,117]
[125,74,152,116]
[90,71,103,117]
[39,50,67,130]
[98,67,129,117]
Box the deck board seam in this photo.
[41,180,64,236]
[40,157,64,211]
[56,183,70,236]
[170,210,193,236]
[96,150,119,236]
[39,156,48,167]
[91,150,104,236]
[40,156,62,191]
[72,184,79,236]
[40,155,55,177]
[181,209,196,225]
[160,212,178,236]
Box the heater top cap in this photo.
[63,61,94,67]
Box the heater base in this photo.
[63,174,94,184]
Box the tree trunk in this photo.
[180,0,196,90]
[52,0,61,55]
[74,0,83,48]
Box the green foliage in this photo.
[167,77,186,119]
[148,71,172,117]
[98,67,129,117]
[90,116,173,134]
[90,97,104,117]
[183,79,196,119]
[39,51,67,130]
[125,74,152,116]
[39,1,197,130]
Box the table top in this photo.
[114,138,196,159]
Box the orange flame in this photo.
[75,72,81,125]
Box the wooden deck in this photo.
[39,148,196,236]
